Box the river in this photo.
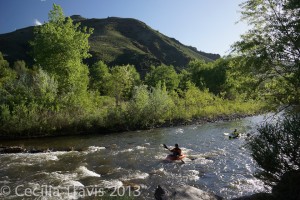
[0,115,271,199]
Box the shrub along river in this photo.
[0,115,271,199]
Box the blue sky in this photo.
[0,0,248,55]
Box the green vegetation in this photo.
[145,65,179,91]
[0,14,220,76]
[232,0,300,107]
[0,4,268,138]
[31,4,93,95]
[249,114,300,185]
[232,0,300,189]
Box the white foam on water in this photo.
[189,153,205,158]
[87,146,106,152]
[76,166,101,178]
[155,154,167,160]
[243,178,270,191]
[180,147,193,154]
[192,157,214,165]
[98,179,123,189]
[40,170,101,199]
[201,149,225,158]
[175,128,184,134]
[4,151,80,167]
[229,177,270,193]
[120,148,134,153]
[45,154,59,161]
[7,162,34,167]
[188,169,199,175]
[113,167,123,172]
[190,126,198,130]
[185,170,200,181]
[136,146,146,150]
[158,168,166,172]
[111,145,147,155]
[49,171,78,181]
[245,164,252,173]
[121,170,149,181]
[150,167,167,176]
[12,152,60,162]
[144,143,151,146]
[63,180,84,187]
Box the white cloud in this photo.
[34,19,42,26]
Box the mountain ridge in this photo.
[0,15,220,74]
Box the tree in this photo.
[31,4,93,95]
[145,65,180,91]
[106,65,140,105]
[0,52,15,88]
[232,0,300,106]
[127,85,150,128]
[178,69,191,92]
[148,82,175,125]
[188,59,227,95]
[187,59,207,90]
[89,61,111,95]
[234,0,300,187]
[224,57,262,100]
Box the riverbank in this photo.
[0,111,262,140]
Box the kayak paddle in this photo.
[163,144,169,150]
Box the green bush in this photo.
[248,114,300,185]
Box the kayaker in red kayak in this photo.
[170,144,182,157]
[163,143,185,162]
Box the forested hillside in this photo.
[0,4,266,138]
[0,15,220,77]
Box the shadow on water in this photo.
[0,115,272,199]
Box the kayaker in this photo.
[170,144,182,157]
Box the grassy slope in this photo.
[0,16,220,76]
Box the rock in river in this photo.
[154,185,222,200]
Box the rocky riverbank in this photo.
[0,146,83,154]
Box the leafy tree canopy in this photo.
[106,64,140,105]
[235,0,300,187]
[0,52,16,88]
[232,0,300,106]
[31,4,93,95]
[145,65,180,91]
[89,61,111,95]
[188,59,227,95]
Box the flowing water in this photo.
[0,115,272,199]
